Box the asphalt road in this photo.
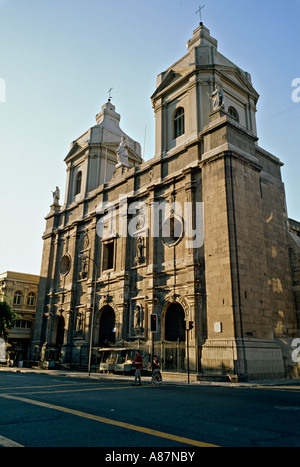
[0,371,299,452]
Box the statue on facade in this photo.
[137,236,143,257]
[134,306,141,328]
[75,311,84,335]
[135,236,144,265]
[116,136,130,168]
[79,256,88,279]
[52,186,60,205]
[83,232,89,250]
[207,84,225,110]
[133,304,143,334]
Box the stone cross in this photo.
[195,4,205,22]
[108,87,113,100]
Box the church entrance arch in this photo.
[98,306,116,347]
[55,316,65,347]
[165,303,186,342]
[51,315,65,361]
[163,303,186,372]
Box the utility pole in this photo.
[78,254,98,376]
[186,321,194,384]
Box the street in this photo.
[0,371,299,451]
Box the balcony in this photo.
[8,327,32,339]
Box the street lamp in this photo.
[78,253,98,376]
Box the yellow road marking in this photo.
[255,386,300,393]
[0,382,101,391]
[0,394,218,448]
[3,384,152,396]
[0,380,123,391]
[0,435,24,447]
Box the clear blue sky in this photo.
[0,0,299,275]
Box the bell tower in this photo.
[63,100,142,208]
[150,23,298,379]
[151,22,259,159]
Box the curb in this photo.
[1,366,300,388]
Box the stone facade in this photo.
[0,271,40,362]
[32,24,300,380]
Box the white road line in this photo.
[0,435,24,447]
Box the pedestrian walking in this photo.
[133,350,143,386]
[151,355,162,385]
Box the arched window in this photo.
[75,171,82,196]
[13,291,22,306]
[27,292,36,307]
[173,107,185,138]
[228,106,239,123]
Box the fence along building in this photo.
[32,23,300,380]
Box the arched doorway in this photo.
[165,303,186,342]
[98,306,116,347]
[56,316,65,347]
[164,303,186,372]
[52,315,65,361]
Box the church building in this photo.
[32,23,300,380]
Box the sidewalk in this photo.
[1,365,299,388]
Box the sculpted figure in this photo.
[137,236,143,258]
[116,137,130,167]
[52,186,60,205]
[207,84,225,110]
[134,306,141,328]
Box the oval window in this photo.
[59,255,71,276]
[162,215,183,246]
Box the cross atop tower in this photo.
[195,4,205,23]
[108,87,113,101]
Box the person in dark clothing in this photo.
[134,350,143,385]
[151,355,162,385]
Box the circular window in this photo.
[59,255,71,276]
[162,215,183,247]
